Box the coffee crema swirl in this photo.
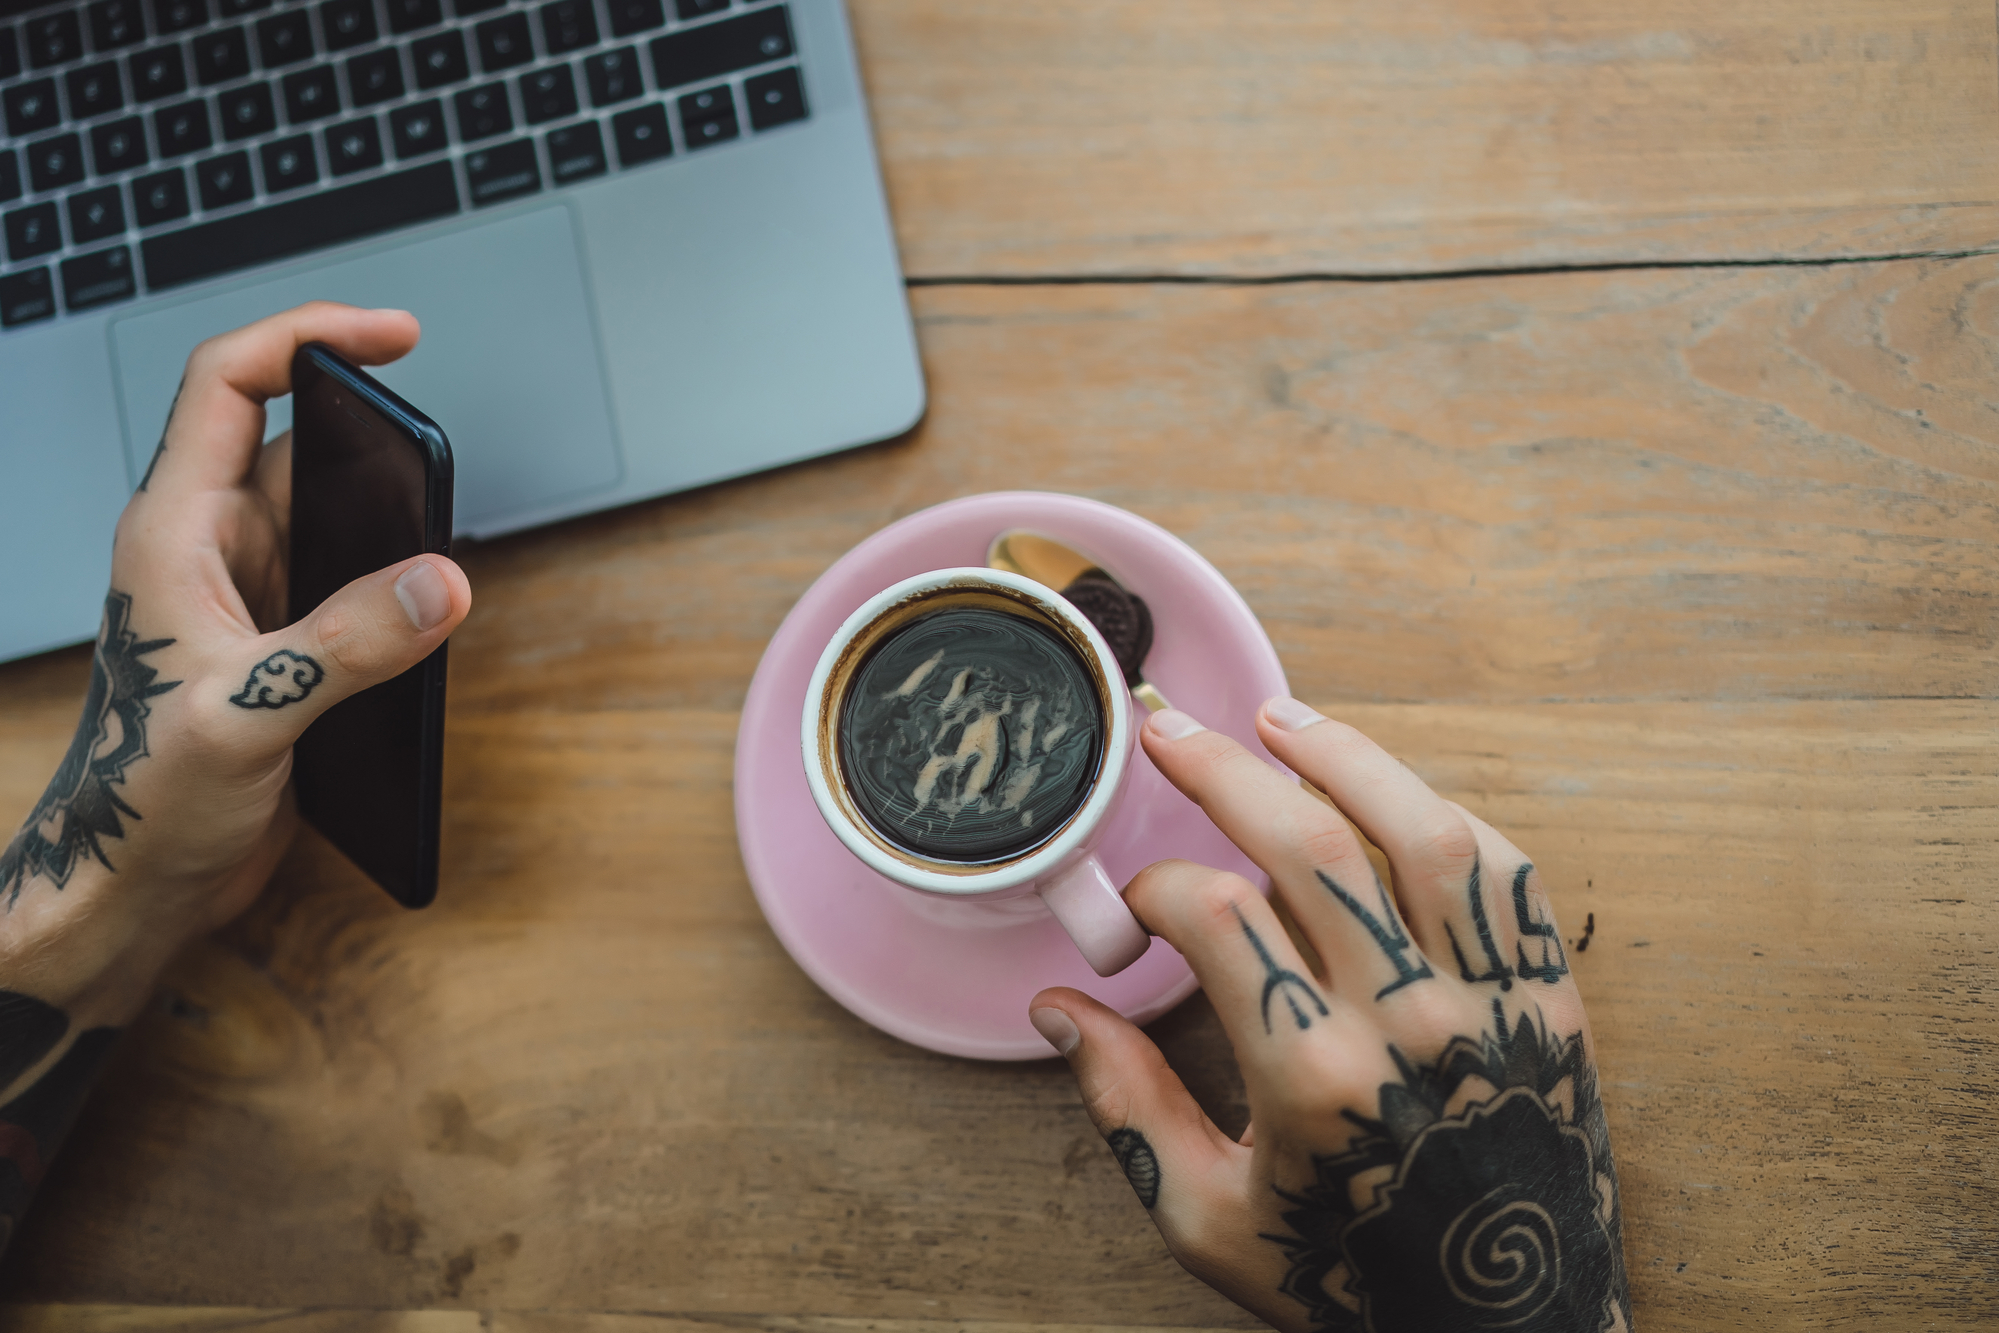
[838,606,1103,863]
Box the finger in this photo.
[212,554,470,757]
[1141,709,1437,1008]
[142,302,420,500]
[1447,802,1576,991]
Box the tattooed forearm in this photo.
[1445,856,1515,991]
[0,990,120,1256]
[1107,1128,1161,1209]
[1315,871,1433,1000]
[1511,865,1570,984]
[0,593,179,908]
[1234,905,1329,1034]
[227,651,324,710]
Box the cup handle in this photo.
[1039,855,1151,977]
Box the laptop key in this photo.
[67,62,127,119]
[463,136,538,205]
[256,11,315,68]
[132,165,190,224]
[68,185,127,244]
[475,14,533,72]
[347,48,406,104]
[218,0,273,15]
[520,64,576,123]
[545,120,604,183]
[61,246,137,311]
[193,26,251,85]
[193,149,253,208]
[583,47,640,107]
[282,65,340,122]
[89,0,149,52]
[0,268,55,328]
[386,0,442,34]
[4,79,60,139]
[261,133,318,192]
[321,0,378,50]
[152,0,208,35]
[4,203,61,263]
[454,0,505,14]
[608,100,667,166]
[389,98,446,157]
[452,81,511,140]
[677,85,734,149]
[0,151,18,204]
[218,81,277,139]
[154,99,213,156]
[673,0,726,17]
[411,30,468,89]
[130,45,189,102]
[27,135,87,193]
[325,115,383,174]
[143,159,459,288]
[606,0,662,38]
[540,0,597,54]
[651,4,789,90]
[25,12,82,69]
[745,65,803,131]
[0,27,18,81]
[91,116,150,173]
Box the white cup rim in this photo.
[800,567,1134,896]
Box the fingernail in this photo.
[1029,1007,1081,1057]
[394,559,450,631]
[1148,708,1206,741]
[1265,697,1328,732]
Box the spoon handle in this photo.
[1132,680,1173,713]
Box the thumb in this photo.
[221,554,471,748]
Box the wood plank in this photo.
[0,1309,484,1332]
[856,0,1999,275]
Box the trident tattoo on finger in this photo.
[1233,904,1329,1035]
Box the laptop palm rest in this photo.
[110,205,623,538]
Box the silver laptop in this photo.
[0,0,921,661]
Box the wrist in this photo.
[0,863,185,1029]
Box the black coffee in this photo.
[838,605,1104,863]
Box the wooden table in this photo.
[2,2,1995,1328]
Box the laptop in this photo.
[0,0,922,661]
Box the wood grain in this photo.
[855,0,1999,276]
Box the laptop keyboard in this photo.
[0,0,808,329]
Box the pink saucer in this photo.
[734,493,1290,1060]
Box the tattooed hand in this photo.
[0,303,472,1252]
[1030,701,1630,1333]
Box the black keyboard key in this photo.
[131,165,190,224]
[454,0,504,14]
[385,0,440,33]
[451,81,509,139]
[154,98,213,155]
[608,100,666,166]
[388,97,445,156]
[218,81,276,138]
[143,159,458,288]
[25,12,82,69]
[519,63,574,123]
[0,151,18,204]
[194,149,253,207]
[219,0,272,15]
[4,79,59,138]
[281,64,339,121]
[26,134,87,192]
[347,47,405,104]
[677,84,732,148]
[152,0,207,35]
[91,115,150,173]
[324,114,382,173]
[583,46,639,106]
[651,5,787,89]
[260,132,317,191]
[68,185,127,243]
[67,61,126,119]
[0,27,17,80]
[674,0,725,16]
[410,29,467,88]
[193,26,250,84]
[0,268,55,328]
[4,202,61,262]
[89,0,149,50]
[62,246,136,310]
[320,0,377,50]
[130,45,189,101]
[744,64,802,131]
[545,119,603,183]
[474,13,532,72]
[463,136,537,204]
[255,11,314,67]
[605,0,660,37]
[540,0,596,54]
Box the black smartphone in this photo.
[288,342,454,909]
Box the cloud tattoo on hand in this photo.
[228,651,326,710]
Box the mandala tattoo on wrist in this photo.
[1263,1008,1630,1333]
[0,592,179,907]
[228,650,325,710]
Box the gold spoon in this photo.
[987,530,1174,713]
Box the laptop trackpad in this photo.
[111,205,621,536]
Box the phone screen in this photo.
[288,344,453,908]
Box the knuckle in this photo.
[1183,870,1260,932]
[1386,982,1473,1042]
[313,606,389,679]
[1408,808,1479,870]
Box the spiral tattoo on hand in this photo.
[1440,1187,1560,1320]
